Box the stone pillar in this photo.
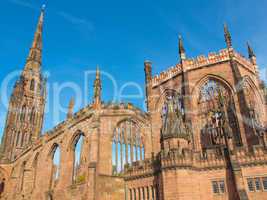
[138,187,141,200]
[128,188,132,200]
[153,185,157,200]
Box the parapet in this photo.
[151,49,255,87]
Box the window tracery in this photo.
[198,79,242,150]
[112,120,145,174]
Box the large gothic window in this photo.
[112,120,145,174]
[72,134,85,184]
[50,145,60,188]
[198,79,242,150]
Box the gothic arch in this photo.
[192,74,242,149]
[112,119,145,174]
[191,74,235,104]
[48,143,60,158]
[110,117,147,141]
[67,130,85,151]
[48,143,61,189]
[242,75,266,125]
[70,131,86,183]
[154,88,181,112]
[242,75,265,104]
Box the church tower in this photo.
[0,6,46,161]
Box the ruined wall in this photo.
[0,104,152,200]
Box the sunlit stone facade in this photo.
[0,7,267,200]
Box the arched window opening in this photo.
[198,79,242,153]
[20,105,27,122]
[72,134,85,184]
[29,107,36,124]
[50,145,60,188]
[30,79,35,91]
[112,120,145,174]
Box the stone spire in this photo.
[24,5,45,72]
[247,42,255,58]
[93,66,102,108]
[178,35,186,60]
[0,6,47,161]
[224,23,232,49]
[67,98,75,119]
[247,42,257,64]
[144,60,152,111]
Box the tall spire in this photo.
[178,35,186,60]
[93,66,102,108]
[224,23,232,49]
[24,5,45,72]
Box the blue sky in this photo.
[0,0,266,140]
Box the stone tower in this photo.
[0,7,46,161]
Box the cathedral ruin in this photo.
[0,7,267,200]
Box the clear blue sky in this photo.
[0,0,266,139]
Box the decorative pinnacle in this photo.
[96,65,100,79]
[224,23,232,48]
[93,66,102,107]
[247,42,255,58]
[178,35,186,60]
[67,97,75,118]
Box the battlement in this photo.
[232,145,267,166]
[124,159,157,179]
[152,64,183,87]
[151,49,254,87]
[124,146,267,180]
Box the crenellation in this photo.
[152,49,231,87]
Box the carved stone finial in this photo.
[178,35,186,60]
[93,66,102,108]
[67,98,75,119]
[224,23,232,49]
